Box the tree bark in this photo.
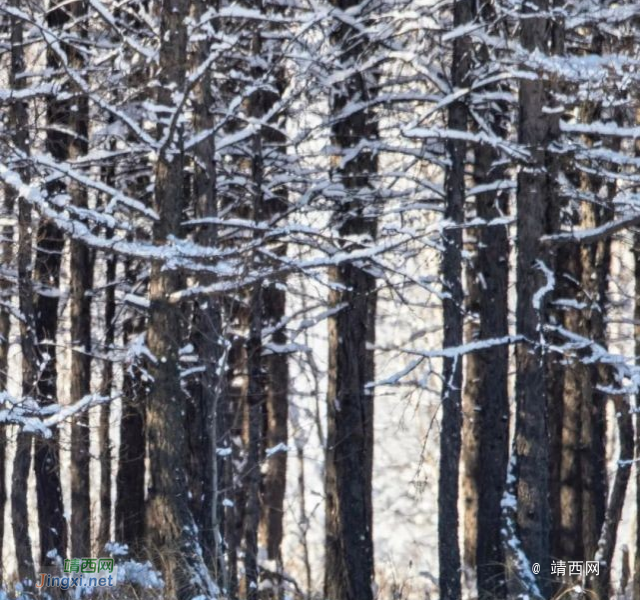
[9,4,36,589]
[115,284,147,553]
[439,0,472,597]
[144,1,213,597]
[47,0,94,560]
[474,148,509,600]
[590,394,633,599]
[513,0,554,593]
[186,0,226,579]
[69,115,93,561]
[462,253,480,586]
[98,247,116,552]
[34,25,69,572]
[324,6,378,600]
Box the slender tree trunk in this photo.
[324,6,378,600]
[439,0,472,597]
[512,0,554,592]
[53,0,94,559]
[9,5,36,589]
[98,247,116,552]
[12,433,35,591]
[244,281,265,600]
[245,1,290,588]
[69,138,93,560]
[0,6,23,583]
[115,281,147,553]
[145,2,212,597]
[591,394,633,599]
[33,217,67,564]
[474,150,509,600]
[579,183,609,568]
[187,0,226,578]
[462,254,480,586]
[586,118,621,599]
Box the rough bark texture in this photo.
[462,256,480,583]
[33,217,67,564]
[578,177,609,569]
[257,37,289,589]
[33,0,75,565]
[590,395,632,599]
[9,5,36,588]
[244,281,265,600]
[115,270,147,549]
[186,0,225,579]
[12,433,35,590]
[474,149,509,600]
[438,0,471,597]
[144,2,211,597]
[324,6,378,600]
[98,247,116,552]
[68,93,93,564]
[513,0,553,592]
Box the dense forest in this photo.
[1,0,640,599]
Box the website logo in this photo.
[36,558,117,590]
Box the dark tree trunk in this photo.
[590,394,632,599]
[512,0,554,592]
[243,3,290,591]
[324,6,378,600]
[258,74,289,600]
[98,247,116,552]
[12,433,35,590]
[474,149,509,600]
[438,0,472,597]
[69,146,93,560]
[548,100,609,589]
[32,0,81,565]
[115,266,146,553]
[33,219,66,565]
[9,5,36,588]
[50,0,94,560]
[144,2,212,597]
[186,0,226,578]
[462,254,480,586]
[244,281,265,600]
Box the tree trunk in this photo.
[474,146,510,600]
[591,394,633,599]
[69,144,93,560]
[438,0,472,597]
[12,433,35,592]
[513,0,554,592]
[259,100,289,600]
[33,90,68,571]
[187,0,226,578]
[243,2,290,590]
[145,2,213,597]
[244,281,265,600]
[33,218,67,565]
[51,0,94,559]
[324,6,378,600]
[98,247,116,552]
[9,5,36,589]
[462,253,480,586]
[115,285,147,553]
